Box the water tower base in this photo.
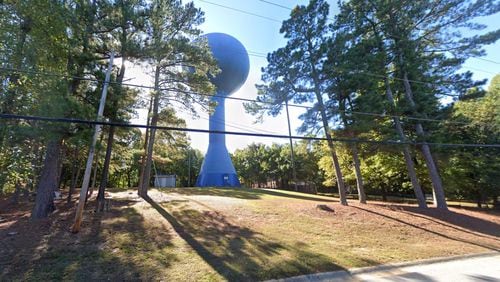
[196,173,241,187]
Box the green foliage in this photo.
[0,0,216,198]
[246,0,331,131]
[145,0,218,113]
[150,107,203,187]
[233,143,269,187]
[1,0,498,208]
[0,0,98,195]
[440,76,500,205]
[233,141,323,189]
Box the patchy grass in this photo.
[1,188,499,281]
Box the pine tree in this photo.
[334,0,499,208]
[247,0,349,205]
[95,0,147,212]
[138,0,218,197]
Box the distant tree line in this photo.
[232,141,323,192]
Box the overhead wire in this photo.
[1,1,497,193]
[257,0,293,11]
[471,57,500,65]
[206,0,498,83]
[1,3,495,125]
[197,0,282,23]
[218,46,492,88]
[0,66,487,126]
[257,0,337,22]
[1,113,498,148]
[176,107,283,135]
[461,66,498,75]
[250,50,495,88]
[1,14,494,89]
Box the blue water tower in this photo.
[196,33,250,187]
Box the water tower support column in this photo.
[196,95,240,187]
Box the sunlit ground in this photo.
[1,188,499,281]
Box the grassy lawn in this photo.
[1,187,499,281]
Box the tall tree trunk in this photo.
[339,104,366,204]
[10,182,21,205]
[32,138,62,219]
[399,69,447,210]
[367,22,427,208]
[58,169,66,193]
[315,93,348,205]
[139,66,161,197]
[308,46,347,204]
[67,147,80,203]
[350,144,366,203]
[381,185,387,202]
[88,133,104,202]
[68,165,77,203]
[96,50,126,204]
[127,169,132,188]
[384,78,428,208]
[476,187,482,208]
[89,153,99,197]
[492,191,499,209]
[138,95,153,194]
[55,142,65,195]
[308,67,347,205]
[97,126,115,212]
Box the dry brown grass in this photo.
[1,188,499,281]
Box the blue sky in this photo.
[131,0,500,153]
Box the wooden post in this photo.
[285,99,298,192]
[71,53,114,233]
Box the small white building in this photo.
[154,175,176,188]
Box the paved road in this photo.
[273,253,500,282]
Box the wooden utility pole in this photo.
[71,53,114,233]
[187,149,191,187]
[285,99,298,192]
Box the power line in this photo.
[347,110,474,126]
[257,0,337,22]
[2,31,494,89]
[258,0,293,11]
[177,107,283,135]
[471,57,500,65]
[0,65,298,106]
[205,1,498,79]
[248,53,267,59]
[197,0,282,23]
[0,66,485,126]
[1,113,499,148]
[208,116,283,135]
[0,66,484,126]
[462,65,498,75]
[247,49,485,88]
[248,51,267,56]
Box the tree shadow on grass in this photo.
[352,205,500,252]
[167,187,335,202]
[467,274,499,281]
[1,198,176,281]
[0,200,54,277]
[372,203,500,239]
[144,196,345,281]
